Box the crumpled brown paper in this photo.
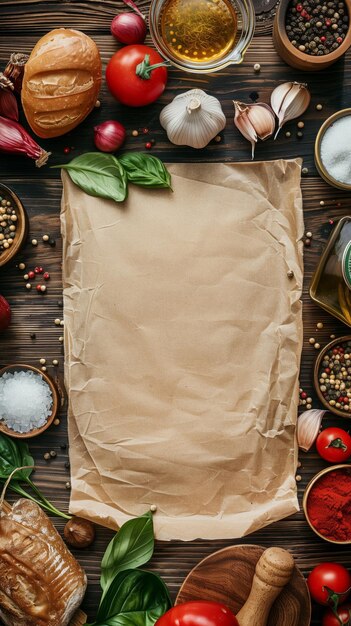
[61,159,304,541]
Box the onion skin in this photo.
[111,13,147,45]
[94,120,126,153]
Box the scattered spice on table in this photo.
[318,340,351,411]
[306,467,351,541]
[285,0,349,55]
[320,115,351,184]
[0,370,52,433]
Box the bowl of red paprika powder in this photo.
[303,465,351,544]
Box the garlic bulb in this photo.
[271,82,311,139]
[297,409,326,452]
[233,101,275,159]
[160,89,226,149]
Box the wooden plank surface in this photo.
[0,1,351,624]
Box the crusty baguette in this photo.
[22,28,101,138]
[0,499,87,626]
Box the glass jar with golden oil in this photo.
[160,0,238,64]
[310,217,351,327]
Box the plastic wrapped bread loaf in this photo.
[0,499,87,626]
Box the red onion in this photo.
[0,115,50,166]
[0,89,18,121]
[111,13,147,44]
[94,120,126,153]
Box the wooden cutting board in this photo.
[2,501,87,626]
[176,544,311,626]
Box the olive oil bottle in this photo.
[310,217,351,327]
[161,0,238,64]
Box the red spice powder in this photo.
[307,469,351,542]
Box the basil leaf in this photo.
[54,152,128,203]
[118,153,172,189]
[0,434,34,481]
[96,569,171,625]
[101,511,154,591]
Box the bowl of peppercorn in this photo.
[0,183,28,268]
[314,335,351,417]
[273,0,351,70]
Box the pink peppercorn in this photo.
[43,272,50,280]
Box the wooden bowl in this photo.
[176,544,311,626]
[0,183,28,268]
[315,109,351,190]
[273,0,351,71]
[303,464,351,543]
[314,335,351,418]
[0,364,59,438]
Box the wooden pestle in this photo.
[236,547,295,626]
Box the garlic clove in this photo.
[271,82,311,139]
[297,409,326,452]
[233,101,275,159]
[247,103,275,141]
[233,101,257,159]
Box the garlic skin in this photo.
[160,89,226,149]
[297,409,326,452]
[271,82,311,139]
[233,101,275,159]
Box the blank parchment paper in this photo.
[61,160,304,540]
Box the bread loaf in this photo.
[21,28,101,138]
[0,498,87,626]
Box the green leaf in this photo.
[53,152,128,203]
[96,569,171,626]
[118,153,172,189]
[101,511,154,591]
[0,434,34,481]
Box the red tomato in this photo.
[307,564,351,606]
[316,427,351,463]
[156,602,239,626]
[106,45,168,107]
[322,604,351,626]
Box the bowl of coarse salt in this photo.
[315,109,351,190]
[0,364,59,438]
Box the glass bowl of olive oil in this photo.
[149,0,255,73]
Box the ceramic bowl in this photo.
[314,335,351,418]
[314,109,351,190]
[303,464,351,544]
[149,0,255,73]
[273,0,351,71]
[0,364,59,438]
[0,183,28,268]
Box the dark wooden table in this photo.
[1,2,351,624]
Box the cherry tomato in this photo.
[156,602,239,626]
[322,604,351,626]
[316,428,351,463]
[307,564,351,606]
[106,45,168,107]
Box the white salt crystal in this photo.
[0,370,53,433]
[320,116,351,185]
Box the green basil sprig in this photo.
[119,153,172,189]
[101,510,154,591]
[94,569,171,626]
[87,511,172,626]
[53,151,172,203]
[0,433,70,519]
[53,152,128,203]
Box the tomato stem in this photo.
[136,54,170,79]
